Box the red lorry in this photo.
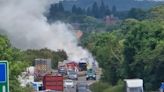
[66,62,79,72]
[43,74,64,91]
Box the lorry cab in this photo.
[78,62,87,71]
[124,79,144,92]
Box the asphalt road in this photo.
[64,72,101,92]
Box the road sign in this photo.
[0,61,9,92]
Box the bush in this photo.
[104,84,124,92]
[90,81,124,92]
[90,82,111,92]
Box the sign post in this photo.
[0,61,9,92]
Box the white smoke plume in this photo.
[0,0,97,66]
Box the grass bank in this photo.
[90,81,124,92]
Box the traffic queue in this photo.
[25,58,96,92]
[19,58,164,92]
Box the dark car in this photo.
[58,67,67,75]
[76,82,89,92]
[86,69,96,80]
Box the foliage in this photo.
[127,8,147,20]
[82,32,124,85]
[0,35,30,92]
[90,81,124,92]
[72,5,85,15]
[104,84,124,92]
[0,35,67,91]
[1,4,164,92]
[90,82,110,92]
[82,5,164,91]
[23,48,67,69]
[48,1,116,21]
[149,5,164,20]
[122,19,164,90]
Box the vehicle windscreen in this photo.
[69,71,76,75]
[87,69,94,74]
[79,63,86,67]
[65,80,73,83]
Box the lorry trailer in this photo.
[43,74,64,91]
[124,79,144,92]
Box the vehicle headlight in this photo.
[93,75,96,77]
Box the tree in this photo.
[58,2,64,12]
[99,0,106,18]
[112,5,117,15]
[76,7,83,15]
[72,5,84,15]
[24,48,67,69]
[47,2,68,21]
[0,35,31,92]
[105,7,111,16]
[128,8,146,20]
[86,7,91,16]
[122,19,164,90]
[92,2,99,18]
[149,5,164,20]
[72,5,77,14]
[81,32,124,85]
[81,5,164,91]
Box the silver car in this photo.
[76,82,89,92]
[64,79,74,88]
[67,70,78,80]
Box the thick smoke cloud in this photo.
[0,0,96,65]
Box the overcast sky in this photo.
[135,0,164,1]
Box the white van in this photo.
[124,79,144,92]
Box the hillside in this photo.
[63,0,164,11]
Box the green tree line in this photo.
[48,0,116,20]
[81,5,164,91]
[24,48,67,69]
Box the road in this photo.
[64,71,101,92]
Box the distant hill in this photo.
[62,0,164,11]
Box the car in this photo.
[76,82,89,92]
[86,69,96,80]
[58,67,67,75]
[64,79,74,88]
[67,70,78,80]
[41,90,56,92]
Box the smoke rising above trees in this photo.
[0,0,96,65]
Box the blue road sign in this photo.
[0,61,9,92]
[0,64,6,83]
